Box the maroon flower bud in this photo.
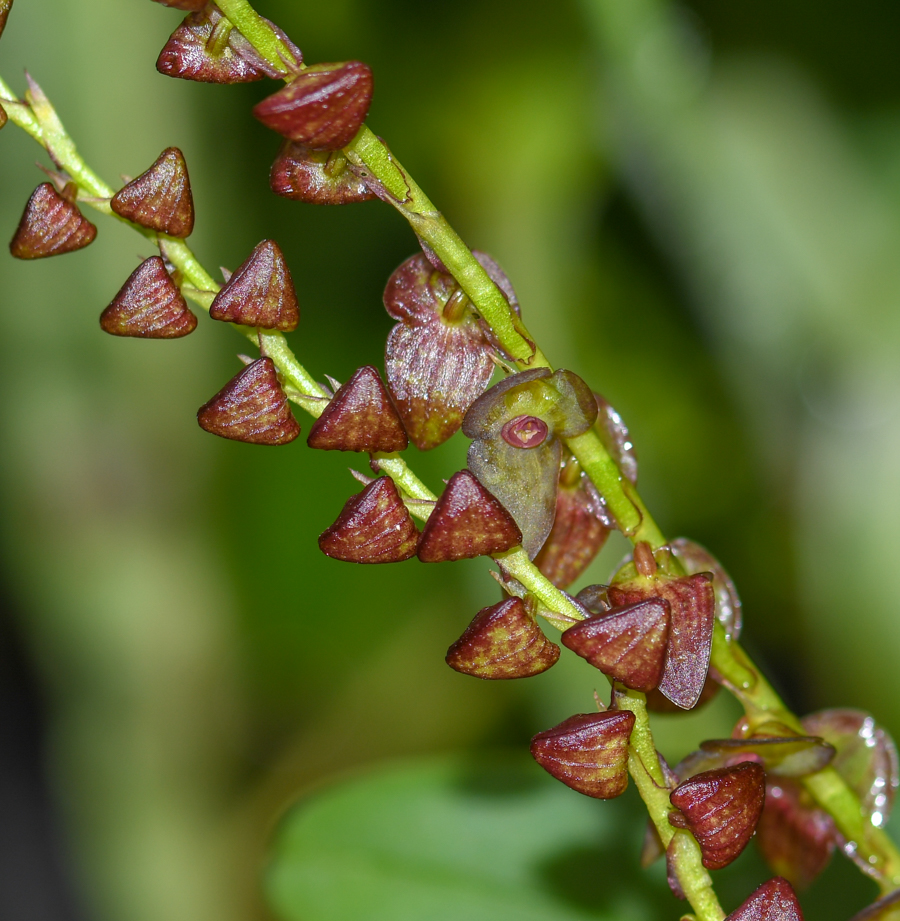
[0,0,12,38]
[253,61,373,150]
[669,762,766,870]
[531,710,635,799]
[609,553,716,710]
[307,366,408,453]
[197,357,300,444]
[111,147,194,238]
[562,600,670,693]
[446,597,560,679]
[209,239,299,331]
[725,877,804,921]
[847,888,900,921]
[270,143,375,205]
[9,182,97,259]
[318,476,418,563]
[156,4,302,83]
[152,0,208,10]
[100,256,197,338]
[417,470,522,562]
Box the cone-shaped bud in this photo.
[534,458,611,588]
[0,0,12,37]
[802,708,899,828]
[669,762,766,870]
[384,252,519,450]
[671,536,743,641]
[270,142,375,205]
[465,368,598,558]
[446,597,560,679]
[197,357,300,444]
[318,476,418,563]
[100,256,197,338]
[609,551,716,710]
[111,147,194,237]
[253,61,372,149]
[562,599,670,693]
[847,888,900,921]
[755,779,836,891]
[209,239,299,331]
[725,878,804,921]
[531,710,635,799]
[307,366,408,453]
[157,5,301,83]
[9,182,97,259]
[417,470,522,562]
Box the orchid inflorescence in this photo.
[2,1,900,918]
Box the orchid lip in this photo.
[501,415,549,449]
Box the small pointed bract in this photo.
[270,142,375,205]
[157,4,301,83]
[253,61,373,149]
[318,476,418,563]
[197,357,300,444]
[562,600,670,693]
[100,256,197,338]
[446,597,560,679]
[531,710,635,799]
[209,239,299,331]
[307,366,408,453]
[725,878,804,921]
[111,147,194,237]
[0,0,12,38]
[417,470,522,562]
[10,182,97,259]
[670,762,766,870]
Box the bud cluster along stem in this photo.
[3,4,900,919]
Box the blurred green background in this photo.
[2,1,900,919]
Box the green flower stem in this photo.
[371,455,438,506]
[498,548,586,631]
[211,0,299,71]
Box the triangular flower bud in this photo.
[270,143,375,205]
[209,239,299,331]
[307,366,408,453]
[111,147,194,237]
[725,878,804,921]
[197,357,300,444]
[100,256,197,338]
[446,598,560,679]
[253,61,373,150]
[318,476,418,563]
[531,710,635,799]
[669,762,766,870]
[156,5,302,83]
[417,470,522,562]
[562,600,670,693]
[10,182,97,259]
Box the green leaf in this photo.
[266,754,672,921]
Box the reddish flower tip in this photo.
[197,357,300,444]
[209,239,299,331]
[111,147,194,238]
[725,877,804,920]
[417,470,522,562]
[100,256,197,338]
[531,710,636,799]
[253,61,373,150]
[318,476,419,563]
[307,366,408,453]
[446,598,560,679]
[270,143,375,205]
[9,182,97,259]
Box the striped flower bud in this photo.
[210,239,299,331]
[100,256,197,338]
[725,878,804,921]
[307,366,408,453]
[253,61,372,150]
[562,599,670,693]
[111,147,194,238]
[9,182,97,259]
[197,357,300,444]
[446,597,559,679]
[531,710,635,799]
[318,476,419,564]
[417,470,521,563]
[669,762,766,870]
[270,143,375,205]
